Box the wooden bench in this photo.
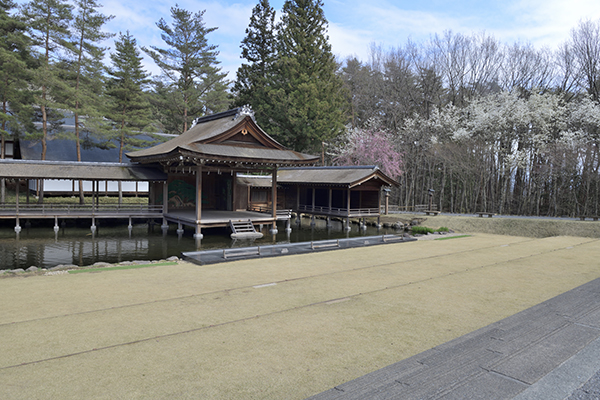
[223,247,260,259]
[578,216,600,221]
[476,212,495,218]
[424,210,440,216]
[311,240,340,250]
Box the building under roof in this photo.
[0,107,399,238]
[126,106,320,239]
[238,166,399,227]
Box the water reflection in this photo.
[0,217,400,270]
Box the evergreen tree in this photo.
[232,0,277,129]
[269,0,347,153]
[106,31,153,163]
[143,6,228,135]
[106,31,154,204]
[0,0,34,203]
[22,0,72,162]
[63,0,113,161]
[22,0,72,203]
[59,0,113,203]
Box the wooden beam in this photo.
[272,169,277,220]
[163,181,169,214]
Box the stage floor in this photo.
[163,209,282,228]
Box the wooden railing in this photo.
[248,205,292,218]
[0,204,163,215]
[297,204,380,216]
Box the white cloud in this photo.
[327,22,372,61]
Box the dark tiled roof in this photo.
[0,160,167,181]
[237,166,399,188]
[126,108,319,166]
[278,166,399,187]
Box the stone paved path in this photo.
[308,277,600,400]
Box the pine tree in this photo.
[232,0,277,129]
[143,6,228,135]
[63,0,113,160]
[0,0,34,203]
[22,0,72,161]
[105,31,154,204]
[106,31,153,163]
[58,0,113,203]
[269,0,347,154]
[22,0,72,203]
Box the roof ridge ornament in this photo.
[235,104,255,121]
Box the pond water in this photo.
[0,217,402,270]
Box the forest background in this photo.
[3,0,600,217]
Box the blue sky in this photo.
[30,0,600,79]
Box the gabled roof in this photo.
[277,166,399,188]
[238,166,399,188]
[126,107,319,166]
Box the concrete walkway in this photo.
[1,233,600,399]
[309,276,600,399]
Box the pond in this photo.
[0,217,402,270]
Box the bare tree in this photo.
[570,20,600,102]
[500,42,554,94]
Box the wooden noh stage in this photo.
[126,106,319,239]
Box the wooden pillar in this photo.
[232,170,237,211]
[271,169,277,219]
[96,181,100,207]
[163,181,169,214]
[311,187,315,212]
[385,193,389,215]
[148,182,153,206]
[328,188,332,211]
[346,188,351,214]
[271,168,278,234]
[26,180,29,204]
[15,179,19,213]
[194,165,203,239]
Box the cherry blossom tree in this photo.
[332,122,402,179]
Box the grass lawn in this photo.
[1,233,599,399]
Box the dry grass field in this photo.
[1,216,600,399]
[380,213,600,238]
